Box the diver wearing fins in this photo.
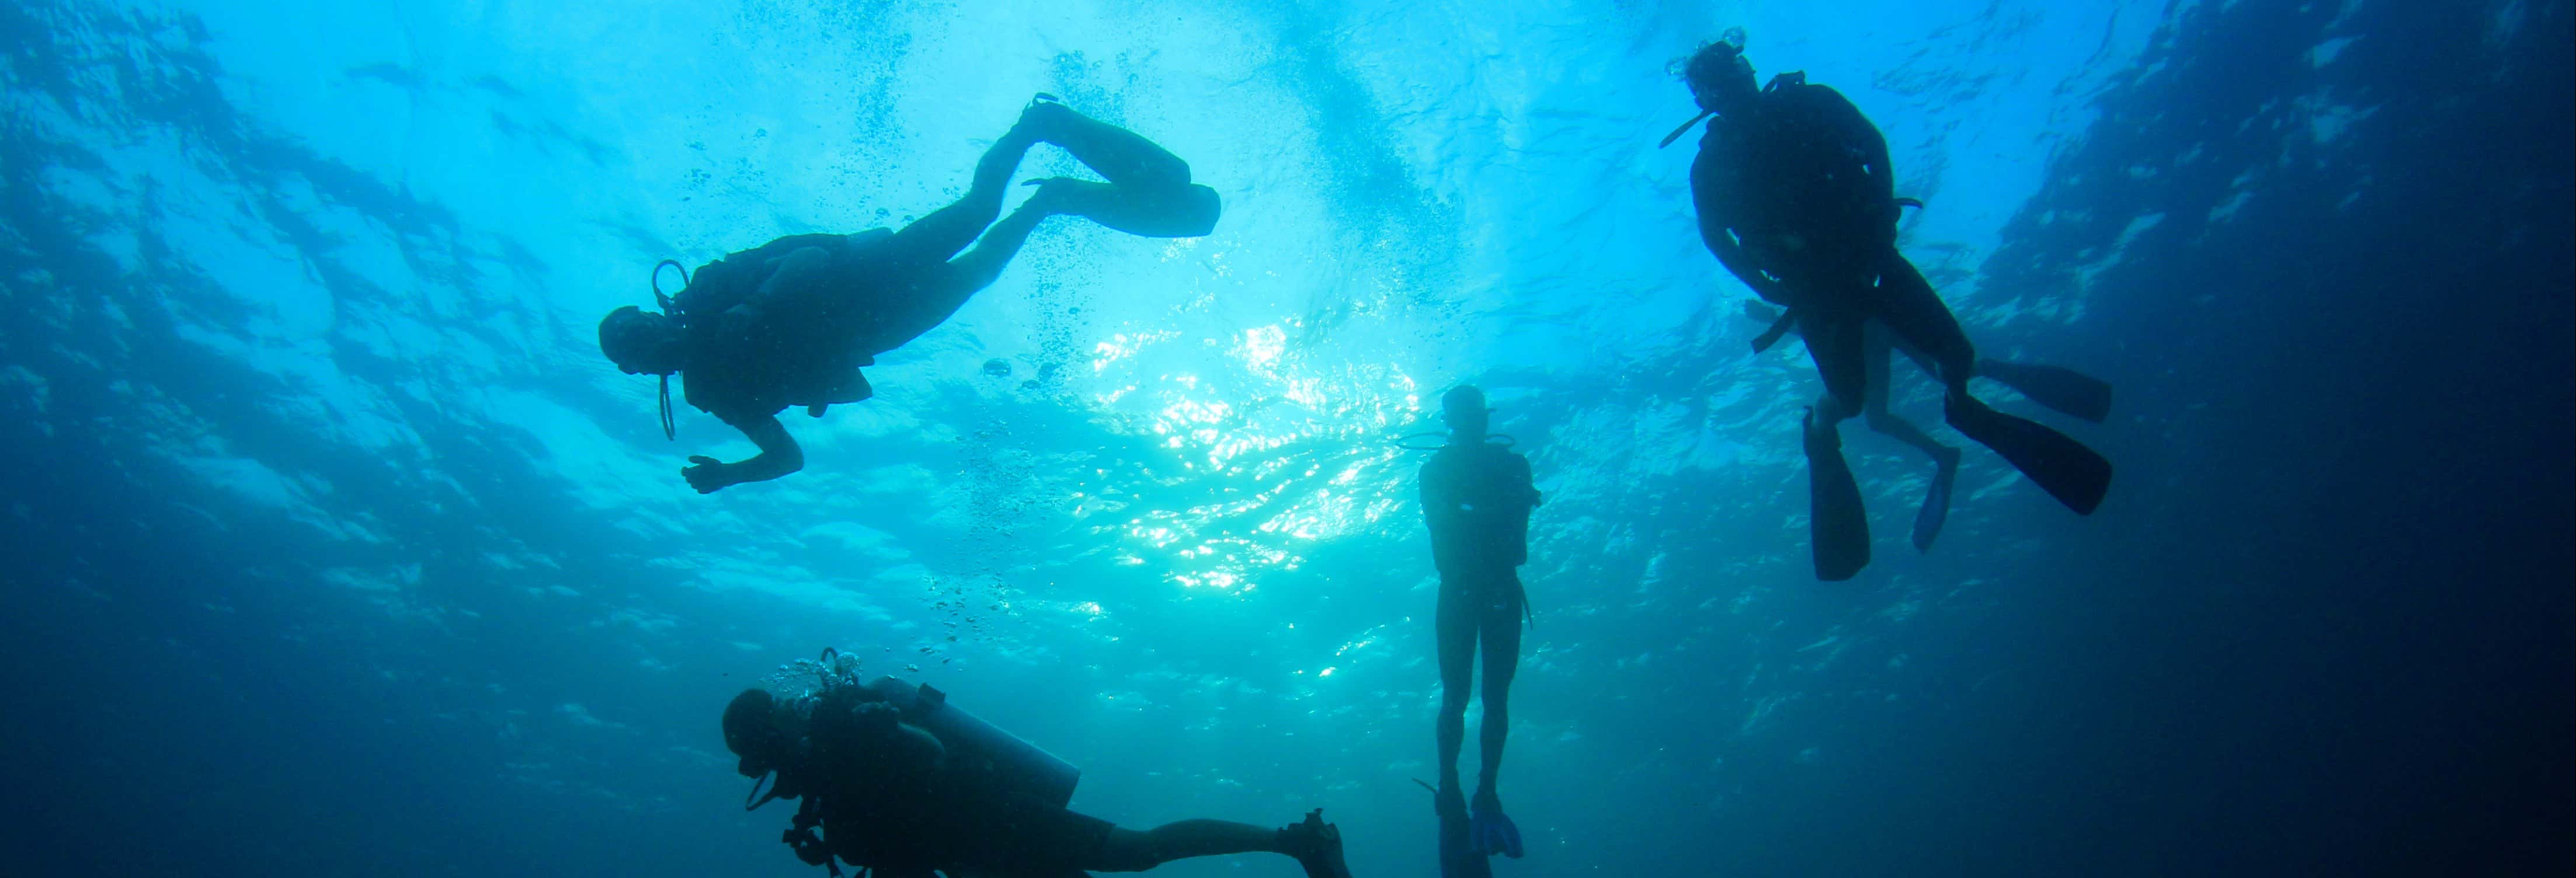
[1673,32,2112,580]
[722,656,1354,878]
[1413,386,1538,874]
[600,95,1221,494]
[1739,299,2115,552]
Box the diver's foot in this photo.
[1013,92,1075,140]
[1434,776,1467,821]
[1469,789,1525,859]
[1913,446,1961,553]
[1280,809,1353,878]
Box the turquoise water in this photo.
[2,1,2568,875]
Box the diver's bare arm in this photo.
[682,416,804,493]
[732,416,805,482]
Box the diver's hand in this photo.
[683,455,738,494]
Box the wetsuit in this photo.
[669,99,1222,485]
[1690,71,2112,579]
[772,684,1341,878]
[1691,75,1974,408]
[795,687,1113,878]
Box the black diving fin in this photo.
[1804,409,1871,581]
[1944,394,2112,514]
[1973,359,2113,423]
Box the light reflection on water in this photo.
[1081,319,1430,593]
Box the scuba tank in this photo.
[861,675,1082,808]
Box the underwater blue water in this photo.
[1,1,2568,875]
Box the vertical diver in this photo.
[599,95,1221,493]
[1672,32,2112,579]
[1416,386,1539,874]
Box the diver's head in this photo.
[722,688,794,779]
[1441,385,1490,438]
[1684,32,1758,116]
[598,305,686,375]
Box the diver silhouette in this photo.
[1740,299,2114,553]
[1675,33,2112,579]
[1416,386,1538,874]
[723,663,1353,877]
[600,95,1220,493]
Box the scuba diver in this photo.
[721,659,1354,878]
[1670,32,2112,580]
[1414,386,1538,874]
[599,95,1221,493]
[1739,299,2114,552]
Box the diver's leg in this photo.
[1091,821,1288,871]
[1020,99,1221,238]
[1858,323,1954,460]
[1465,579,1527,859]
[1800,310,1867,424]
[1475,580,1521,795]
[1874,253,2112,513]
[941,202,1052,297]
[883,122,1044,263]
[863,203,1054,353]
[1859,323,1958,552]
[1800,314,1872,580]
[1434,580,1475,807]
[1869,253,1977,391]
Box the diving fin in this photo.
[1441,807,1494,878]
[1804,409,1871,581]
[1944,394,2111,514]
[1974,359,2112,423]
[1420,778,1492,878]
[1470,789,1525,859]
[1912,448,1960,553]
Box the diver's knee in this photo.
[1814,395,1857,424]
[1438,691,1469,716]
[1092,828,1162,872]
